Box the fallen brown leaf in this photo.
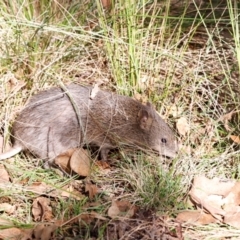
[167,105,184,118]
[187,176,240,228]
[224,211,240,228]
[176,210,217,225]
[26,182,53,195]
[70,148,91,176]
[33,223,58,240]
[189,176,235,219]
[32,197,53,221]
[0,228,32,240]
[60,185,84,200]
[79,212,107,224]
[220,110,236,131]
[100,0,111,9]
[191,175,235,196]
[62,211,107,226]
[0,203,16,214]
[0,165,10,182]
[224,182,240,211]
[230,135,240,144]
[85,182,99,200]
[79,213,95,224]
[107,204,120,219]
[0,223,59,240]
[167,105,177,117]
[7,73,18,88]
[95,160,111,169]
[108,200,136,219]
[0,217,14,226]
[133,92,148,104]
[176,117,190,136]
[221,182,240,228]
[27,181,84,200]
[54,148,76,174]
[9,80,26,95]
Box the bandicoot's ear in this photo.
[138,104,153,131]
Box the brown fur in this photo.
[0,84,178,163]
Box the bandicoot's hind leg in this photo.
[0,146,22,160]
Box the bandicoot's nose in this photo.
[167,140,179,158]
[162,147,178,159]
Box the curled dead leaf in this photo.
[9,80,26,95]
[219,110,236,131]
[108,205,120,219]
[1,72,26,100]
[32,197,53,222]
[55,148,91,176]
[85,182,99,200]
[188,176,240,228]
[70,148,91,176]
[54,148,76,174]
[189,176,235,219]
[108,200,136,219]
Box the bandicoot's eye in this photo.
[161,138,167,144]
